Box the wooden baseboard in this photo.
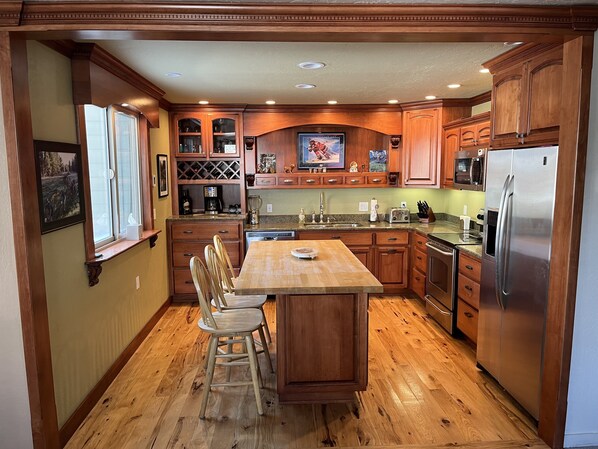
[58,297,172,447]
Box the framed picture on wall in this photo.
[34,140,85,234]
[297,132,345,169]
[157,153,169,198]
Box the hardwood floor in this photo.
[65,296,548,449]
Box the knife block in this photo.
[427,207,436,223]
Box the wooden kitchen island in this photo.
[235,240,383,403]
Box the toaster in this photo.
[386,207,410,223]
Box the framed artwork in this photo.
[34,140,85,234]
[369,149,388,172]
[257,153,277,174]
[157,153,169,198]
[297,132,345,169]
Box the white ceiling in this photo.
[96,40,513,105]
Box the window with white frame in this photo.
[84,105,142,248]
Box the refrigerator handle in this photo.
[495,174,510,311]
[500,176,515,299]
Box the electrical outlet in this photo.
[266,203,273,213]
[135,276,140,290]
[400,201,407,208]
[359,202,369,212]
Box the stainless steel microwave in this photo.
[454,148,486,191]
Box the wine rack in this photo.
[177,160,241,181]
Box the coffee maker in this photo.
[203,185,223,214]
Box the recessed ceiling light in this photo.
[388,99,399,104]
[298,61,326,70]
[265,100,276,105]
[479,68,490,74]
[425,95,437,100]
[198,100,209,105]
[165,72,182,78]
[295,83,316,89]
[448,84,461,89]
[121,103,129,107]
[327,100,338,105]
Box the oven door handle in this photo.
[425,242,453,256]
[424,295,452,316]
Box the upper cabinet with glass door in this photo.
[173,112,240,159]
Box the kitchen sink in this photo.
[304,222,362,228]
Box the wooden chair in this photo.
[212,236,272,343]
[204,244,273,372]
[189,256,264,417]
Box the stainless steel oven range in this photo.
[425,232,482,334]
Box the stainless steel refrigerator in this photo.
[478,146,558,420]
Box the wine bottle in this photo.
[181,189,192,215]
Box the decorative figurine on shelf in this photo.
[284,164,296,173]
[361,163,366,172]
[349,161,358,172]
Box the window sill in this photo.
[85,230,161,287]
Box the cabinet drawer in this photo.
[278,175,298,186]
[376,230,409,246]
[366,175,388,185]
[299,176,321,186]
[345,175,365,186]
[173,241,240,268]
[411,268,426,299]
[413,248,427,274]
[457,299,479,343]
[255,175,276,186]
[412,233,428,253]
[459,253,481,283]
[171,222,240,241]
[298,230,373,246]
[173,269,197,295]
[322,175,344,186]
[457,273,480,309]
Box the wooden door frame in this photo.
[1,4,596,448]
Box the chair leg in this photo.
[200,335,219,419]
[204,336,216,370]
[257,326,274,373]
[225,340,233,382]
[260,306,272,344]
[245,335,264,416]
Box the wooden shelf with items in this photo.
[250,171,393,189]
[484,43,563,149]
[442,112,490,188]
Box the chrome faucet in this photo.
[319,191,325,223]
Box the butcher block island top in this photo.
[235,240,383,296]
[236,239,380,403]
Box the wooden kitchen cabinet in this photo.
[410,232,428,300]
[460,120,490,148]
[485,43,562,149]
[298,230,374,273]
[442,126,460,188]
[456,252,482,343]
[402,108,440,187]
[167,218,245,301]
[172,112,241,159]
[374,230,409,292]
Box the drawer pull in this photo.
[306,179,315,184]
[283,179,294,184]
[388,237,397,241]
[464,285,473,291]
[327,179,338,183]
[183,253,194,257]
[371,178,382,183]
[185,280,194,284]
[331,236,341,240]
[417,256,422,260]
[350,179,359,183]
[387,249,397,254]
[218,230,229,234]
[183,230,193,234]
[415,276,421,281]
[464,311,474,318]
[465,265,474,270]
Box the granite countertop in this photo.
[168,213,247,221]
[457,244,483,259]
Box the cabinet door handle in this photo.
[327,179,338,183]
[185,280,194,284]
[306,179,315,184]
[415,276,421,281]
[465,264,474,270]
[464,285,473,291]
[183,230,193,234]
[388,237,397,241]
[331,236,342,239]
[183,253,194,257]
[464,312,474,318]
[387,249,397,254]
[417,256,422,260]
[218,230,229,234]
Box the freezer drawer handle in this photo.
[424,295,451,316]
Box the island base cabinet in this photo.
[276,293,368,403]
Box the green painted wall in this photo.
[472,101,491,115]
[28,42,172,426]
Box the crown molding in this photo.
[0,1,22,27]
[469,91,491,106]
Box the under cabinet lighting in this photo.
[265,100,276,105]
[425,95,437,100]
